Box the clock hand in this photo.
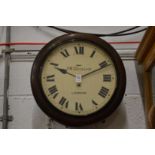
[55,67,75,77]
[82,64,111,78]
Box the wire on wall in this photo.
[0,27,148,47]
[48,26,148,37]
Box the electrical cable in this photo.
[48,26,140,36]
[110,27,148,36]
[48,26,148,37]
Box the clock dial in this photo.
[41,41,117,116]
[31,33,126,126]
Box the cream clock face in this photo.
[41,41,117,116]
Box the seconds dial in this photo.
[41,41,117,116]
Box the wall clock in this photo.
[31,33,126,126]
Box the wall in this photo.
[0,26,151,128]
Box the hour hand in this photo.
[55,67,67,74]
[55,67,75,77]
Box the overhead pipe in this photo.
[0,41,141,46]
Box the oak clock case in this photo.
[31,33,126,126]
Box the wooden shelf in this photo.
[135,26,155,128]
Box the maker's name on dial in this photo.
[71,91,87,95]
[67,66,91,71]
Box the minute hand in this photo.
[82,64,111,78]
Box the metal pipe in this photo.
[6,26,11,49]
[2,26,11,129]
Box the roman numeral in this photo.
[60,49,70,57]
[99,61,108,68]
[48,85,58,95]
[98,87,109,98]
[53,93,59,99]
[74,46,84,55]
[50,62,59,66]
[59,97,69,108]
[75,102,83,112]
[92,100,98,105]
[46,75,55,82]
[103,74,111,82]
[90,50,96,58]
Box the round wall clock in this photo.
[31,33,126,126]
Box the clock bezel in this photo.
[31,33,126,126]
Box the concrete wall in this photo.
[0,26,152,128]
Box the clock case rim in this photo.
[31,33,126,127]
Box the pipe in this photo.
[2,26,11,129]
[0,41,141,46]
